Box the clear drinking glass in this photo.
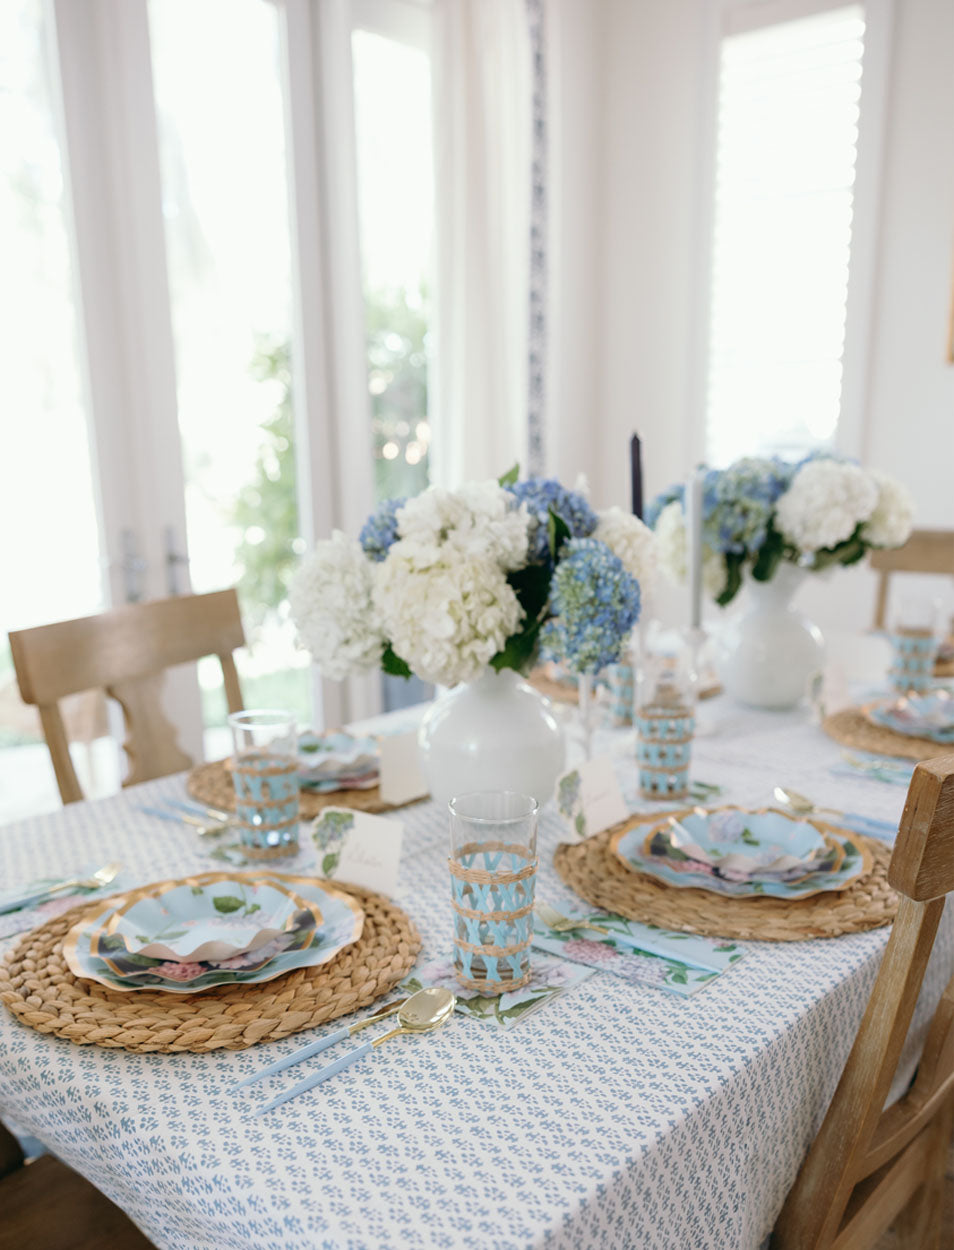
[448,792,539,996]
[228,709,299,857]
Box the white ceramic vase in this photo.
[417,668,566,808]
[714,564,825,710]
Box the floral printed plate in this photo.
[610,807,871,899]
[101,876,319,964]
[862,690,954,744]
[63,872,365,994]
[296,731,380,791]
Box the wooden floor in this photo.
[872,1136,953,1249]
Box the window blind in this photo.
[705,5,866,466]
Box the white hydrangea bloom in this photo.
[374,540,524,688]
[654,501,725,598]
[288,532,384,680]
[861,470,914,548]
[395,480,529,571]
[594,507,658,590]
[775,460,878,554]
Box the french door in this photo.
[0,0,434,821]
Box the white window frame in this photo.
[687,0,894,467]
[39,0,438,739]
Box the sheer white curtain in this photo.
[429,0,532,487]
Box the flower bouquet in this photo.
[289,468,657,687]
[648,452,913,607]
[289,470,657,803]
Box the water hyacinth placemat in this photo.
[0,883,420,1053]
[187,759,423,819]
[554,812,896,942]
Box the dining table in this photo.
[0,687,952,1250]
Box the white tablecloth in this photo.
[0,696,951,1250]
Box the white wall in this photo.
[549,0,954,635]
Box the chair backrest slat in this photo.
[889,754,954,900]
[9,590,246,804]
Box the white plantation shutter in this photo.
[705,4,866,466]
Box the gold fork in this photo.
[535,899,620,940]
[42,862,123,896]
[0,862,123,916]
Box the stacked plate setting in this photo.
[63,871,364,994]
[610,807,871,899]
[296,731,380,792]
[862,689,954,744]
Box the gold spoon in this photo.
[256,987,456,1115]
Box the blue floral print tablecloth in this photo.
[0,699,951,1250]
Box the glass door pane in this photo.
[0,0,117,821]
[148,0,311,754]
[352,22,434,709]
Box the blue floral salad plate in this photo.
[102,876,319,964]
[63,872,365,994]
[862,690,954,744]
[296,731,380,792]
[610,807,871,899]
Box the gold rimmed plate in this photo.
[612,806,871,899]
[63,872,365,994]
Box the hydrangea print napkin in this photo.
[400,953,594,1031]
[0,867,136,941]
[532,908,746,998]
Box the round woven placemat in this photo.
[553,812,896,941]
[187,759,421,819]
[822,708,951,762]
[0,883,420,1053]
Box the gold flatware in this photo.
[42,862,122,896]
[234,996,410,1090]
[256,987,457,1114]
[0,862,123,916]
[536,899,617,939]
[772,786,897,837]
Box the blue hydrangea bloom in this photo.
[506,477,598,561]
[701,457,795,557]
[541,538,641,674]
[359,497,406,562]
[645,483,685,529]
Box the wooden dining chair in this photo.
[870,529,954,630]
[0,1119,156,1249]
[772,753,954,1250]
[8,589,246,805]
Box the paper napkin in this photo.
[311,806,404,896]
[0,867,136,941]
[400,953,594,1031]
[556,757,628,839]
[532,908,746,997]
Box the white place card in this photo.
[556,756,628,839]
[311,807,404,897]
[377,730,429,806]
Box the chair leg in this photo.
[890,1095,954,1250]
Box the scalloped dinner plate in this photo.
[610,807,871,899]
[862,691,954,744]
[63,872,364,994]
[99,875,319,964]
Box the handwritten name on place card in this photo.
[312,807,404,897]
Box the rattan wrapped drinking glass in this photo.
[448,792,539,996]
[635,644,696,800]
[227,709,300,858]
